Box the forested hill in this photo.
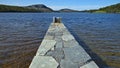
[0,4,53,12]
[0,3,120,13]
[99,3,120,13]
[25,4,53,12]
[59,8,80,12]
[83,3,120,13]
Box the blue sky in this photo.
[0,0,120,10]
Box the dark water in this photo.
[0,13,120,68]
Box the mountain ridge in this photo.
[83,3,120,13]
[25,4,53,12]
[0,4,53,12]
[0,3,120,13]
[59,8,80,12]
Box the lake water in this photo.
[0,13,120,68]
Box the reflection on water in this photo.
[0,13,120,68]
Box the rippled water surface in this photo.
[0,13,120,68]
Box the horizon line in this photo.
[0,3,115,11]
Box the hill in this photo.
[98,3,120,13]
[59,8,80,12]
[26,4,53,12]
[0,3,120,13]
[0,4,53,12]
[84,3,120,13]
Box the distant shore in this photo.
[0,3,120,13]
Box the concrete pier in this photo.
[29,17,99,68]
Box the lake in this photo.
[0,13,120,68]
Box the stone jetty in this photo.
[29,17,99,68]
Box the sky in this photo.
[0,0,120,10]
